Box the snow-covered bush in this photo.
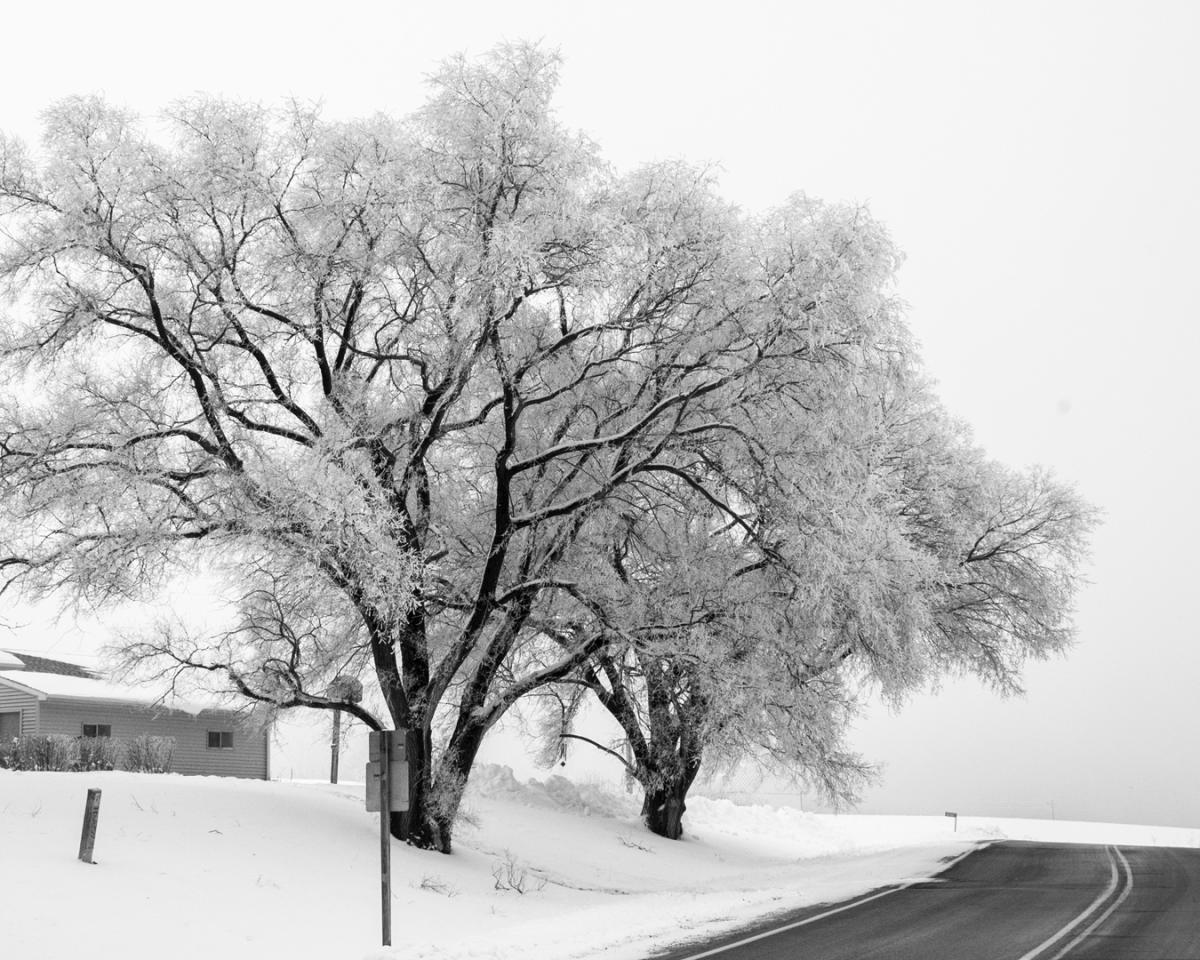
[4,735,78,770]
[77,736,122,771]
[122,735,175,774]
[0,734,176,773]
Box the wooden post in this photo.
[379,730,392,947]
[78,788,102,863]
[330,708,342,784]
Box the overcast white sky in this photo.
[2,0,1197,828]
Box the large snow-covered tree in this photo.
[0,44,953,851]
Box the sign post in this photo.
[367,730,409,948]
[945,810,958,832]
[378,730,392,947]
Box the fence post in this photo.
[78,788,102,863]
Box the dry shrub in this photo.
[77,736,122,771]
[4,735,78,770]
[122,734,175,774]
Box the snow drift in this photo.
[2,765,1193,960]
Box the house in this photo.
[0,649,270,779]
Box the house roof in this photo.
[0,648,99,677]
[0,669,217,716]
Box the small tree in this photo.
[545,380,1095,839]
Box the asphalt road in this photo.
[652,841,1200,960]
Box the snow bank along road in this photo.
[653,841,1200,960]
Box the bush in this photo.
[77,736,123,771]
[5,734,79,771]
[122,734,175,774]
[0,733,176,773]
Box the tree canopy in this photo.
[0,42,1095,849]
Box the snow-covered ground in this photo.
[2,767,1197,960]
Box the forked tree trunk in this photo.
[394,716,490,854]
[394,726,442,850]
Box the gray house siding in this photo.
[0,685,38,737]
[38,699,269,779]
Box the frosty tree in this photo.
[545,376,1094,839]
[0,42,1094,852]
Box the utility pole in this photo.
[326,675,363,784]
[330,708,342,784]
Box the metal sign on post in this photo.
[367,730,409,948]
[945,810,958,832]
[366,733,410,812]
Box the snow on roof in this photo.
[0,670,219,716]
[0,650,23,669]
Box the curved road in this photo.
[652,842,1200,960]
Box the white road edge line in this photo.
[670,844,987,960]
[1046,847,1134,960]
[1014,845,1126,960]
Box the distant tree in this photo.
[0,44,947,851]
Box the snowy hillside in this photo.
[3,767,1197,960]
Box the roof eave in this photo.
[0,674,49,700]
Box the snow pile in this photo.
[3,765,1189,960]
[466,763,637,819]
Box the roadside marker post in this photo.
[945,810,958,832]
[367,730,410,947]
[78,788,102,863]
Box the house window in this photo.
[207,731,234,749]
[81,724,112,738]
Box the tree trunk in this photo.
[641,741,703,840]
[642,778,690,839]
[425,716,490,854]
[393,726,443,851]
[380,717,488,854]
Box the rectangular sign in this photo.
[365,760,410,812]
[368,730,408,762]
